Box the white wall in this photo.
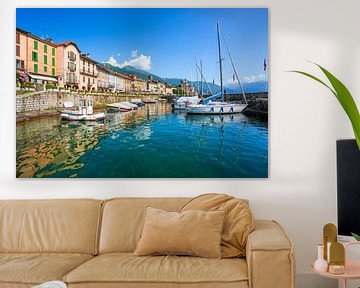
[1,1,359,287]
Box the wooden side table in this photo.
[311,242,360,288]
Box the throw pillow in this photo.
[181,193,254,258]
[134,207,225,258]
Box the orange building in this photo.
[16,28,58,84]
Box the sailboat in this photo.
[186,22,247,115]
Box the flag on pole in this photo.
[233,73,235,82]
[264,58,267,71]
[213,79,215,84]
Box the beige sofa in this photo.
[0,198,295,288]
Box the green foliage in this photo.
[173,88,185,95]
[352,232,360,241]
[46,83,56,90]
[290,63,360,150]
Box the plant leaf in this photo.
[316,64,360,150]
[289,70,338,99]
[351,232,360,241]
[290,65,360,150]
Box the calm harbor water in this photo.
[16,103,268,178]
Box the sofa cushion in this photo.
[0,199,103,254]
[181,194,254,258]
[99,198,190,253]
[134,207,225,258]
[0,253,93,285]
[63,253,248,285]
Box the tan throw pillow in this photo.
[134,207,225,258]
[181,193,254,258]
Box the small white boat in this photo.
[173,96,201,110]
[122,101,138,110]
[142,98,158,104]
[131,99,145,106]
[61,99,105,121]
[107,102,135,112]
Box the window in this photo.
[16,59,21,69]
[34,41,38,50]
[44,45,47,53]
[16,45,20,56]
[44,66,47,72]
[34,63,38,73]
[68,62,76,72]
[52,47,55,56]
[93,78,95,84]
[52,68,55,76]
[44,55,47,65]
[32,51,38,62]
[83,76,85,82]
[68,51,76,61]
[52,57,55,66]
[16,33,20,44]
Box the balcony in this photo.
[81,69,98,77]
[68,63,76,72]
[68,53,76,62]
[65,73,78,84]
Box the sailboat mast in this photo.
[217,21,224,101]
[200,60,203,96]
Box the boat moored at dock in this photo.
[60,99,106,121]
[142,98,158,104]
[107,101,137,112]
[173,96,201,110]
[186,101,247,115]
[131,99,145,107]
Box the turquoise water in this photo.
[16,103,268,178]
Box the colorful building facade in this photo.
[56,41,81,89]
[79,54,98,91]
[16,28,58,84]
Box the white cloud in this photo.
[105,51,152,71]
[131,50,138,58]
[243,74,265,83]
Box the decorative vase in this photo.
[314,244,328,272]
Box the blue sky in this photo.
[16,8,268,84]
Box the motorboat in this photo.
[142,98,158,104]
[173,96,201,110]
[107,101,137,111]
[60,99,106,121]
[131,99,145,107]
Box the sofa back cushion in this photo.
[99,198,189,253]
[0,199,102,254]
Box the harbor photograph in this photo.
[16,8,269,178]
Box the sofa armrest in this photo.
[246,220,295,288]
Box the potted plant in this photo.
[291,63,360,241]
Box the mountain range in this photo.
[103,63,268,93]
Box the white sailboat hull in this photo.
[186,103,247,115]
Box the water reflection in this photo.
[16,102,268,178]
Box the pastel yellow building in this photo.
[16,28,58,84]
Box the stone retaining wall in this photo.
[16,92,162,113]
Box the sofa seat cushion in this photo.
[0,253,93,285]
[64,253,248,285]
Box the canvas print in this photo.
[16,8,268,178]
